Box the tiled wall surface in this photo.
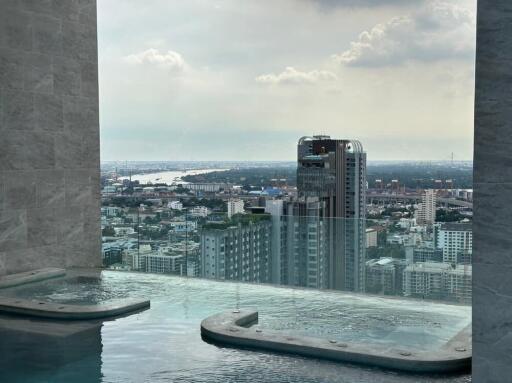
[473,1,512,381]
[0,0,101,274]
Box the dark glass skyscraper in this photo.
[296,136,367,291]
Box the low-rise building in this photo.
[406,247,443,263]
[190,206,210,217]
[365,257,407,295]
[403,262,472,303]
[170,221,197,233]
[168,201,183,210]
[101,206,122,217]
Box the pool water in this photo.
[0,270,471,383]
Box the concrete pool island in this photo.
[0,269,150,320]
[201,310,471,373]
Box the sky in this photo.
[98,0,476,162]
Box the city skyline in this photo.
[98,0,476,162]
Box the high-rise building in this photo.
[435,222,473,264]
[264,199,286,285]
[283,197,329,289]
[200,216,271,283]
[416,189,436,225]
[227,198,245,218]
[296,136,367,292]
[391,179,400,192]
[264,197,330,290]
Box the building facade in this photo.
[403,262,472,303]
[200,217,272,283]
[365,258,406,296]
[227,199,245,218]
[435,222,473,264]
[296,136,367,292]
[416,189,436,225]
[283,197,329,289]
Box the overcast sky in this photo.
[98,0,476,162]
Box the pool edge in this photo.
[0,297,150,320]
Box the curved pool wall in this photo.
[201,310,471,373]
[0,270,471,383]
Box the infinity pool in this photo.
[0,270,471,383]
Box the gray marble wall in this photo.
[473,1,512,381]
[0,0,101,275]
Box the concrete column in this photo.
[0,0,101,274]
[473,1,512,381]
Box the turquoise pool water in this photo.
[0,270,471,383]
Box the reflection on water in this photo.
[0,316,102,383]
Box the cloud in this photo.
[255,67,337,85]
[123,48,186,71]
[333,1,475,66]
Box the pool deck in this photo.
[201,309,471,373]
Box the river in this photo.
[119,168,228,185]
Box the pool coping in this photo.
[0,268,67,289]
[201,309,471,373]
[0,296,150,320]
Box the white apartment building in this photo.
[189,206,210,217]
[366,228,378,248]
[416,189,436,225]
[397,218,417,230]
[435,222,473,264]
[227,199,244,218]
[168,201,183,210]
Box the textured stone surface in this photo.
[0,0,101,275]
[473,1,512,382]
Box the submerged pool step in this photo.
[201,309,472,373]
[0,268,66,289]
[0,297,150,320]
